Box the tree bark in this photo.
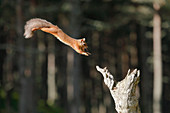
[137,25,153,113]
[66,0,82,112]
[96,66,140,113]
[17,0,36,112]
[16,0,26,113]
[153,3,162,113]
[47,38,56,105]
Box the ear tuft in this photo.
[81,38,85,41]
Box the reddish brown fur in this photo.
[24,18,90,56]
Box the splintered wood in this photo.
[96,66,141,113]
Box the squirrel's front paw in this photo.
[81,51,91,56]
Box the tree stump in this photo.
[96,66,141,113]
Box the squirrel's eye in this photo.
[83,43,87,46]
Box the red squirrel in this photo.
[24,18,90,56]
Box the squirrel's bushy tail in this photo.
[24,18,53,38]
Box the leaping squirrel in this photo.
[24,18,91,56]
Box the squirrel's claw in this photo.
[83,48,91,56]
[86,52,91,56]
[81,52,91,56]
[81,51,91,56]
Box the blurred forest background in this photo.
[0,0,170,113]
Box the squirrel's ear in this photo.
[81,38,85,42]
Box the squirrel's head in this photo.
[79,38,87,47]
[77,38,91,56]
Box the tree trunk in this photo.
[66,0,82,113]
[153,3,162,113]
[17,0,36,112]
[16,0,25,113]
[47,38,56,105]
[137,25,153,113]
[96,66,141,113]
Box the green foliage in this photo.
[0,89,6,110]
[0,88,63,113]
[0,88,19,113]
[38,100,64,113]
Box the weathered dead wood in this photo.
[96,66,141,113]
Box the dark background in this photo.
[0,0,170,113]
